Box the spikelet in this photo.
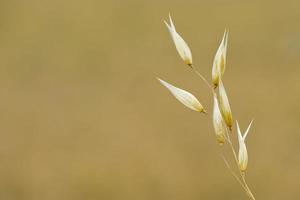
[218,79,233,129]
[164,14,193,66]
[212,30,228,88]
[212,94,226,145]
[158,78,205,113]
[236,120,253,172]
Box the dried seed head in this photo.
[158,78,205,113]
[236,120,253,172]
[213,94,226,145]
[164,14,193,66]
[212,30,228,88]
[218,79,233,129]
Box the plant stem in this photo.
[189,63,256,200]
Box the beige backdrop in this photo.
[0,0,299,199]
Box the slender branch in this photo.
[221,155,247,191]
[241,174,256,200]
[189,65,215,94]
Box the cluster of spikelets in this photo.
[158,14,256,200]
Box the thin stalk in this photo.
[221,154,248,191]
[189,65,215,94]
[241,174,256,200]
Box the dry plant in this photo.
[158,14,256,200]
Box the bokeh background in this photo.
[0,0,299,199]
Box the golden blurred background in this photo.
[0,0,299,199]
